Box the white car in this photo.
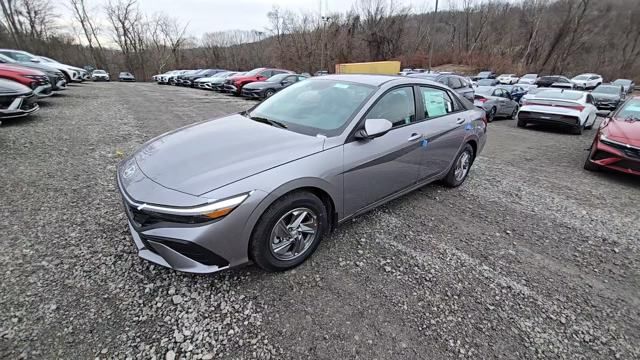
[91,69,110,81]
[517,89,598,134]
[36,55,84,83]
[518,73,538,85]
[571,73,603,90]
[497,74,519,84]
[157,70,184,84]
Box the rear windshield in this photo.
[477,79,496,86]
[522,74,537,79]
[613,79,631,85]
[536,90,582,100]
[573,75,589,80]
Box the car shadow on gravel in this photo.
[0,115,41,127]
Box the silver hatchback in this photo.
[117,75,487,273]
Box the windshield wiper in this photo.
[249,116,288,129]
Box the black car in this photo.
[0,78,39,120]
[591,84,625,110]
[240,74,308,99]
[535,75,573,88]
[119,72,135,82]
[472,71,496,81]
[408,73,475,101]
[182,69,226,87]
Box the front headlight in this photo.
[136,193,251,221]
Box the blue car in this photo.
[497,84,531,103]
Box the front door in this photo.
[343,86,422,216]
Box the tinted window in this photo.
[593,86,620,94]
[367,87,416,128]
[536,90,583,100]
[448,77,462,89]
[617,99,640,119]
[420,87,455,118]
[267,74,289,82]
[573,75,589,80]
[248,79,375,136]
[586,94,594,104]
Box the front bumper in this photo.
[92,76,110,81]
[223,84,238,93]
[241,89,263,98]
[588,137,640,176]
[0,94,39,118]
[594,101,619,110]
[33,84,53,98]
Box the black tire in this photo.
[264,89,276,98]
[517,117,527,128]
[572,124,583,135]
[487,107,496,123]
[249,191,328,272]
[442,143,475,188]
[583,147,599,171]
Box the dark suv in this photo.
[223,68,294,95]
[408,73,474,101]
[181,69,226,87]
[535,75,574,89]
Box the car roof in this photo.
[317,74,446,88]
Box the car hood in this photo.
[134,114,325,196]
[243,81,275,90]
[0,78,31,94]
[604,118,640,145]
[592,93,619,101]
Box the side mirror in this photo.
[30,58,40,63]
[355,118,393,140]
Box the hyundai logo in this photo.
[123,163,136,179]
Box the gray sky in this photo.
[55,0,440,40]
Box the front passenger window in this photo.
[420,87,455,118]
[367,87,416,128]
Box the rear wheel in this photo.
[249,191,328,272]
[487,107,497,123]
[442,143,474,188]
[572,123,584,135]
[510,105,519,119]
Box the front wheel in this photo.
[249,191,328,272]
[487,107,496,123]
[583,146,600,171]
[442,143,475,188]
[510,105,519,119]
[264,89,276,98]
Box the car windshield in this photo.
[593,86,619,94]
[536,90,582,100]
[573,75,590,80]
[477,71,491,77]
[267,74,289,82]
[477,79,495,86]
[244,68,264,76]
[93,70,106,74]
[248,79,375,137]
[522,74,537,79]
[616,99,640,120]
[613,79,631,85]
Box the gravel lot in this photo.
[1,82,638,359]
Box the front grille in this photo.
[616,159,640,172]
[602,139,640,159]
[20,93,37,110]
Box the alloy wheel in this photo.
[269,208,318,261]
[454,151,471,182]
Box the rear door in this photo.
[413,86,470,179]
[343,86,422,215]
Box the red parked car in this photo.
[0,63,51,95]
[222,67,293,95]
[584,95,640,176]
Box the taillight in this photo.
[475,96,488,103]
[565,105,585,111]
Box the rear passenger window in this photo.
[367,87,416,128]
[420,87,455,118]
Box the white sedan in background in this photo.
[517,89,598,134]
[497,74,519,84]
[571,73,603,90]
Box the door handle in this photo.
[456,118,465,124]
[407,133,422,142]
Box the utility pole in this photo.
[321,15,330,72]
[428,0,439,73]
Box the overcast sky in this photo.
[56,0,441,39]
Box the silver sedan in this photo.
[117,75,487,273]
[473,86,520,122]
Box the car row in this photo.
[0,48,93,121]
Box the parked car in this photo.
[175,70,201,85]
[571,73,603,90]
[473,86,520,122]
[612,79,635,95]
[241,74,308,99]
[583,96,640,175]
[314,70,329,76]
[517,89,598,134]
[536,75,574,89]
[0,78,39,119]
[0,63,52,97]
[497,74,519,85]
[497,84,529,103]
[591,84,625,111]
[223,68,294,95]
[472,71,496,81]
[0,53,66,92]
[36,55,85,83]
[207,72,244,91]
[91,69,110,81]
[476,78,500,87]
[408,72,474,101]
[517,74,538,85]
[116,74,486,273]
[518,87,545,105]
[181,69,226,87]
[119,72,135,82]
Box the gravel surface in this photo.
[1,82,638,359]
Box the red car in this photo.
[222,67,293,95]
[0,63,50,93]
[584,95,640,176]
